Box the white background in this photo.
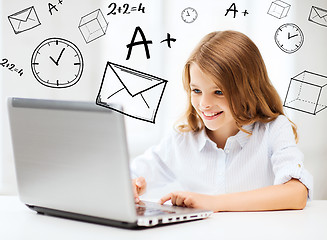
[1,0,326,199]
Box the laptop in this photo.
[8,97,213,228]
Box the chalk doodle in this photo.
[0,58,23,76]
[284,71,327,115]
[308,6,327,27]
[48,0,64,16]
[79,9,108,44]
[181,7,198,23]
[96,62,168,123]
[274,23,304,54]
[31,38,84,88]
[160,33,177,48]
[126,26,153,60]
[224,3,249,18]
[126,26,177,60]
[267,0,290,19]
[8,6,41,34]
[107,2,145,15]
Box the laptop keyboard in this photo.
[136,204,176,217]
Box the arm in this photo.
[160,178,308,212]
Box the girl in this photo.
[131,30,313,212]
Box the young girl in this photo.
[131,30,313,212]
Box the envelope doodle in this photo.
[308,6,327,27]
[8,6,41,34]
[96,62,168,123]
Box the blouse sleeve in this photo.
[269,116,313,200]
[130,130,177,189]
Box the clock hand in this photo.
[55,48,66,65]
[49,56,58,65]
[49,48,66,66]
[186,10,190,16]
[288,33,299,39]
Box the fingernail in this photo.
[136,180,141,187]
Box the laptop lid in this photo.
[8,97,137,224]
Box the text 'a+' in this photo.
[126,27,177,60]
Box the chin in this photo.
[203,124,220,132]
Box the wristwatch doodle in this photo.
[31,38,84,88]
[274,23,304,54]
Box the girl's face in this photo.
[189,63,238,139]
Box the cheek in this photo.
[190,95,198,108]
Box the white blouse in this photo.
[130,115,313,199]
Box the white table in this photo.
[0,196,326,240]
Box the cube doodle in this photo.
[267,0,290,19]
[79,9,108,43]
[284,71,327,115]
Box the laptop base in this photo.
[27,205,139,229]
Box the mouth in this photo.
[201,111,223,120]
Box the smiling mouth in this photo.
[201,111,223,119]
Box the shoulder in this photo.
[248,115,295,147]
[268,115,292,129]
[267,115,294,139]
[253,115,293,135]
[165,128,199,146]
[254,115,297,151]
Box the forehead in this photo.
[189,63,221,88]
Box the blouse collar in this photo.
[197,123,255,151]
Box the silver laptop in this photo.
[8,97,212,228]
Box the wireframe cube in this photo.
[284,71,327,115]
[267,0,291,19]
[79,9,108,43]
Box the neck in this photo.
[206,126,239,149]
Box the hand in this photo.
[132,177,147,203]
[160,191,216,211]
[49,48,65,66]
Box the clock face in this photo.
[275,23,304,54]
[31,38,84,88]
[181,7,198,23]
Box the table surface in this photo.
[0,196,326,240]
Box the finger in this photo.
[136,177,147,195]
[160,193,172,205]
[184,197,194,208]
[132,179,140,203]
[176,194,186,206]
[171,194,177,206]
[135,177,145,187]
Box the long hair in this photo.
[177,30,298,142]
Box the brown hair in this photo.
[177,30,298,142]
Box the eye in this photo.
[215,90,223,95]
[192,89,201,93]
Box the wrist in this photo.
[213,194,229,212]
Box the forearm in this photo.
[214,179,308,212]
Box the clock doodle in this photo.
[31,38,84,88]
[274,23,304,54]
[181,7,198,23]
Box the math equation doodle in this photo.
[1,58,23,76]
[107,2,145,15]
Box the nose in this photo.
[199,93,212,109]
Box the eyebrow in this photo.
[190,83,222,90]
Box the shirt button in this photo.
[225,149,229,154]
